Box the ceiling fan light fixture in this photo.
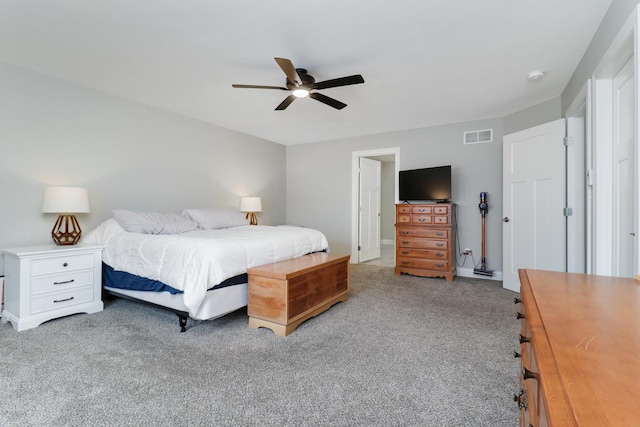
[293,88,309,98]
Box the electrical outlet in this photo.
[463,248,472,256]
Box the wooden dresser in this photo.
[395,203,455,282]
[516,269,640,426]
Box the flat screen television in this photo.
[399,165,452,202]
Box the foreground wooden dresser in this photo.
[516,269,640,426]
[395,203,455,282]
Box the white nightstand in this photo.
[1,244,104,331]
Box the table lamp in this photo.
[240,197,262,225]
[42,186,90,245]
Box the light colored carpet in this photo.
[0,264,520,426]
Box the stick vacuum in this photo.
[474,192,494,277]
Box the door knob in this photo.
[503,217,510,222]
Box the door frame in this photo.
[565,81,590,273]
[591,8,638,275]
[351,147,400,262]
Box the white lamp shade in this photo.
[240,196,262,213]
[42,187,90,213]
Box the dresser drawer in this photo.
[397,248,448,260]
[30,253,95,276]
[397,206,411,214]
[397,215,411,224]
[434,215,449,224]
[397,228,449,239]
[397,238,448,250]
[411,215,432,224]
[31,269,94,295]
[397,257,449,271]
[434,206,449,215]
[30,285,94,315]
[411,206,432,214]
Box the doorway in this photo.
[351,148,400,263]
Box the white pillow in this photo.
[112,210,198,234]
[182,207,249,229]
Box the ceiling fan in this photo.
[232,57,364,110]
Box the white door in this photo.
[612,56,636,277]
[358,157,381,262]
[503,119,566,292]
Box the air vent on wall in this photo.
[463,129,493,145]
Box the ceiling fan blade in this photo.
[313,74,365,90]
[309,92,347,110]
[232,84,288,90]
[274,57,302,86]
[275,95,296,110]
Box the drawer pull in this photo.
[402,241,409,245]
[436,232,444,236]
[516,311,526,319]
[401,251,410,255]
[53,279,75,285]
[519,334,530,344]
[418,208,426,212]
[514,351,521,358]
[513,389,527,410]
[436,243,444,247]
[53,296,75,303]
[401,261,410,265]
[436,253,444,258]
[522,367,538,381]
[418,218,426,222]
[514,297,522,304]
[63,262,68,267]
[435,264,444,268]
[401,231,409,235]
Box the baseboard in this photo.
[457,267,503,281]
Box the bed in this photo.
[81,208,329,331]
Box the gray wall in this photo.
[287,118,506,273]
[503,97,562,135]
[0,63,286,273]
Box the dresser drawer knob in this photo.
[519,334,530,344]
[53,279,75,285]
[401,231,409,235]
[402,241,409,245]
[436,243,444,247]
[401,251,410,255]
[435,264,444,268]
[401,261,410,265]
[513,389,526,410]
[522,367,538,381]
[63,262,68,267]
[516,312,526,319]
[53,296,74,303]
[514,297,522,304]
[418,218,426,222]
[436,253,444,258]
[436,232,444,236]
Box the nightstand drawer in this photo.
[31,253,95,276]
[30,286,94,314]
[31,270,94,295]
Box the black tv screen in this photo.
[399,165,452,202]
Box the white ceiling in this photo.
[0,0,612,145]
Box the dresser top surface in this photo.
[1,244,104,257]
[520,269,640,425]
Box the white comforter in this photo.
[82,219,329,316]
